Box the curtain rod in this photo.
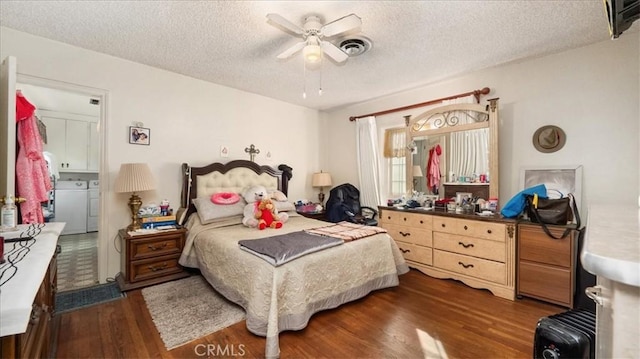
[348,87,491,122]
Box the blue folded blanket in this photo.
[239,231,344,266]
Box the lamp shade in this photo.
[412,165,424,177]
[114,163,156,193]
[312,172,332,188]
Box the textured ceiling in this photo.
[1,1,635,111]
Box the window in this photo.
[389,156,406,195]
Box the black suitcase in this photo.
[533,309,596,359]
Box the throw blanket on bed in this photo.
[238,231,343,266]
[304,221,387,242]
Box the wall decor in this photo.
[129,126,150,145]
[532,125,566,153]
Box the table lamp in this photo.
[312,171,332,205]
[413,165,423,190]
[114,163,156,231]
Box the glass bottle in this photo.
[1,195,18,232]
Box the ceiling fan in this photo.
[266,13,362,65]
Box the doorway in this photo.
[16,76,107,291]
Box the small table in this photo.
[296,209,328,222]
[116,227,190,291]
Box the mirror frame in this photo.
[406,98,499,199]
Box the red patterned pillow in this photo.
[211,192,241,205]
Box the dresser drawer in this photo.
[433,232,505,262]
[385,223,432,247]
[380,210,432,229]
[519,261,572,305]
[396,241,433,266]
[433,249,506,284]
[433,217,505,242]
[129,234,183,260]
[519,224,573,267]
[129,255,183,283]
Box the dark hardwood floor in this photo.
[55,269,564,358]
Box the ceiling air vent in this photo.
[89,99,100,105]
[338,36,373,57]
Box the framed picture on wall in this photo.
[129,126,150,145]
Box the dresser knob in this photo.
[387,216,391,220]
[464,225,468,230]
[403,217,407,221]
[441,224,445,227]
[487,229,492,234]
[420,220,423,224]
[148,242,168,251]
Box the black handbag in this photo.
[526,193,580,239]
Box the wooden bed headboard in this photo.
[180,159,293,209]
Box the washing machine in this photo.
[54,180,88,235]
[87,180,99,232]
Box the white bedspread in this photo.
[179,214,408,358]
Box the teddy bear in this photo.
[241,185,288,228]
[255,198,282,230]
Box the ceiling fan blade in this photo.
[276,41,307,59]
[266,13,305,36]
[321,13,362,37]
[320,41,348,63]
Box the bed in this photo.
[177,160,408,358]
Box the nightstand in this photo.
[116,227,190,291]
[296,210,328,222]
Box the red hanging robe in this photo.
[427,144,442,191]
[15,91,52,224]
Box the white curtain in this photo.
[443,95,489,179]
[356,116,382,207]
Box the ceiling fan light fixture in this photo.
[303,44,322,64]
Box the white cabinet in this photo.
[41,112,98,172]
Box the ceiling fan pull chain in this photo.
[302,59,307,99]
[318,59,323,96]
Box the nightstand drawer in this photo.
[130,235,183,260]
[519,261,572,305]
[519,224,572,267]
[129,255,183,283]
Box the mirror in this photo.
[407,99,499,201]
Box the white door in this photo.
[0,56,17,201]
[41,116,67,169]
[65,119,89,171]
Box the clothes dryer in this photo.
[54,180,88,235]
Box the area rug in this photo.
[56,281,124,313]
[142,275,246,350]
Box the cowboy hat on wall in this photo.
[533,125,566,153]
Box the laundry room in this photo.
[17,82,102,291]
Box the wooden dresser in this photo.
[379,207,516,300]
[1,223,64,359]
[116,228,190,291]
[517,222,578,307]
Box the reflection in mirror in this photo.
[407,100,499,200]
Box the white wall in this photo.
[324,35,640,215]
[1,27,322,281]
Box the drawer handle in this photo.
[458,241,474,249]
[399,231,411,237]
[458,261,474,269]
[420,220,424,224]
[441,223,446,228]
[464,225,468,230]
[487,229,492,234]
[148,242,168,251]
[400,248,411,254]
[387,216,391,220]
[403,217,407,221]
[148,262,168,272]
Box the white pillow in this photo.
[193,196,246,224]
[274,201,296,212]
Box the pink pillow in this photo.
[211,192,241,205]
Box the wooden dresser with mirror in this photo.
[379,99,518,299]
